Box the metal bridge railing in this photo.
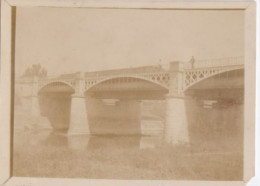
[183,56,244,69]
[18,56,244,88]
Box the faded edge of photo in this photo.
[0,1,257,186]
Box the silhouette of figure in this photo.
[190,56,195,69]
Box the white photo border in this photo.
[0,0,256,185]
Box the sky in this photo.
[15,7,244,76]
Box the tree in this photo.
[22,64,48,78]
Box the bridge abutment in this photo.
[31,96,40,116]
[30,77,52,130]
[31,77,41,116]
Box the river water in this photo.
[13,118,243,180]
[12,98,243,180]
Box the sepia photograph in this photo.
[0,0,257,186]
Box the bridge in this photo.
[15,56,244,145]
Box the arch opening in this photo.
[38,82,75,131]
[184,69,244,151]
[38,81,75,93]
[185,69,244,101]
[86,76,169,100]
[84,77,168,136]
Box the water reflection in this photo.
[19,130,163,151]
[68,135,90,150]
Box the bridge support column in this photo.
[68,95,90,135]
[68,72,90,135]
[165,96,189,144]
[164,61,189,144]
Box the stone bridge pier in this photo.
[67,72,90,135]
[164,62,189,144]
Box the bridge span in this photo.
[15,56,244,145]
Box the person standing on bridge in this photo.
[190,56,195,69]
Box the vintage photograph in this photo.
[13,6,245,180]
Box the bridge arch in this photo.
[85,74,169,93]
[183,66,244,91]
[38,81,75,94]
